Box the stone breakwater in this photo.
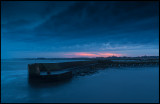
[28,59,159,82]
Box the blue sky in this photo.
[1,1,159,59]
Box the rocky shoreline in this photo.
[28,58,159,83]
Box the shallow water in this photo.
[1,59,159,103]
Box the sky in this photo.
[1,1,159,59]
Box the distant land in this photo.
[11,56,159,60]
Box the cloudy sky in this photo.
[1,1,159,59]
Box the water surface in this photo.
[1,59,159,103]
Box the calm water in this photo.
[1,59,159,103]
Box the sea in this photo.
[1,59,159,103]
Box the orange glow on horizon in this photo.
[65,52,122,58]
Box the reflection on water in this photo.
[28,77,73,88]
[1,59,159,103]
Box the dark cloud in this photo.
[33,1,159,42]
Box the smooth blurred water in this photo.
[1,59,159,103]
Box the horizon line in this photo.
[1,55,159,60]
